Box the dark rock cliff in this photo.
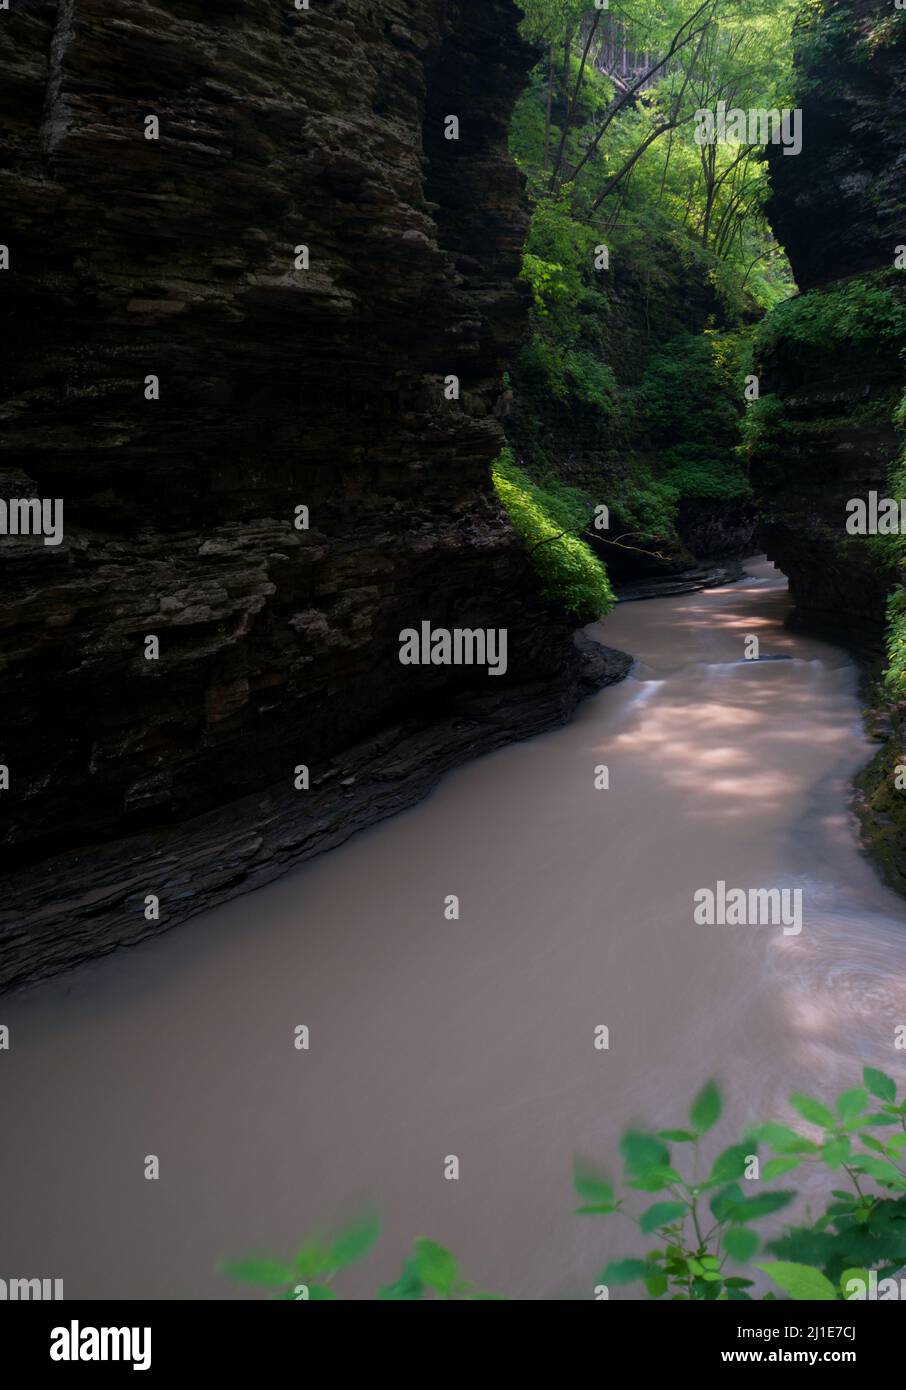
[765,0,906,294]
[753,0,906,890]
[0,0,630,990]
[753,0,906,649]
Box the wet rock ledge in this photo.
[0,636,630,993]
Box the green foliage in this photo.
[492,449,615,623]
[884,587,906,700]
[639,334,737,445]
[518,335,617,415]
[506,2,798,556]
[220,1217,503,1301]
[221,1069,906,1302]
[607,473,684,553]
[638,330,753,501]
[583,1067,906,1300]
[219,1213,381,1299]
[754,271,906,356]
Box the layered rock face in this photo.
[752,319,903,650]
[753,0,906,650]
[753,0,906,890]
[766,0,906,293]
[0,1,629,988]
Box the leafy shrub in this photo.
[587,1067,906,1300]
[492,449,615,623]
[754,270,906,357]
[884,587,906,700]
[221,1068,906,1302]
[608,474,682,551]
[638,331,743,450]
[661,444,752,502]
[562,349,617,414]
[221,1217,503,1300]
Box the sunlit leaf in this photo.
[789,1093,835,1129]
[756,1261,837,1301]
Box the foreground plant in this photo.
[220,1067,906,1301]
[588,1066,906,1300]
[220,1217,503,1300]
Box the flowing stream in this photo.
[4,557,906,1299]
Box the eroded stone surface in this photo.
[0,1,633,985]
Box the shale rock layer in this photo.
[0,1,628,985]
[754,0,906,649]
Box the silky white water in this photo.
[4,558,905,1299]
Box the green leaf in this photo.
[329,1213,380,1270]
[850,1156,906,1187]
[377,1257,423,1301]
[307,1284,338,1300]
[731,1190,795,1224]
[756,1261,838,1301]
[620,1130,670,1177]
[864,1067,897,1104]
[749,1122,819,1154]
[840,1268,870,1300]
[763,1157,801,1180]
[413,1238,458,1294]
[836,1088,868,1121]
[293,1242,333,1280]
[644,1272,669,1298]
[789,1093,835,1129]
[218,1257,294,1287]
[710,1143,752,1183]
[658,1129,697,1143]
[710,1182,744,1221]
[626,1166,683,1191]
[690,1080,722,1135]
[573,1164,614,1205]
[600,1258,650,1286]
[639,1201,688,1233]
[820,1137,851,1168]
[724,1226,759,1263]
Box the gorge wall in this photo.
[752,0,906,650]
[0,0,629,990]
[751,0,906,887]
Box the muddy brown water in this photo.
[3,558,906,1299]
